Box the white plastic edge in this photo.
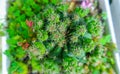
[104,0,117,44]
[114,52,120,74]
[2,37,7,74]
[0,0,8,74]
[104,0,120,74]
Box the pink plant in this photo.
[81,0,92,9]
[26,19,33,27]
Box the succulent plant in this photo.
[4,0,116,74]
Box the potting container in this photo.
[1,0,120,74]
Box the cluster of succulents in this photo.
[3,0,116,74]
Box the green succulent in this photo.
[5,0,116,74]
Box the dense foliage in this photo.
[3,0,116,74]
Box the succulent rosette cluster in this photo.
[4,0,116,74]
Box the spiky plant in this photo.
[5,0,116,74]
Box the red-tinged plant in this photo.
[22,42,30,49]
[26,19,33,28]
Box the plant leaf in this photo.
[100,35,111,45]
